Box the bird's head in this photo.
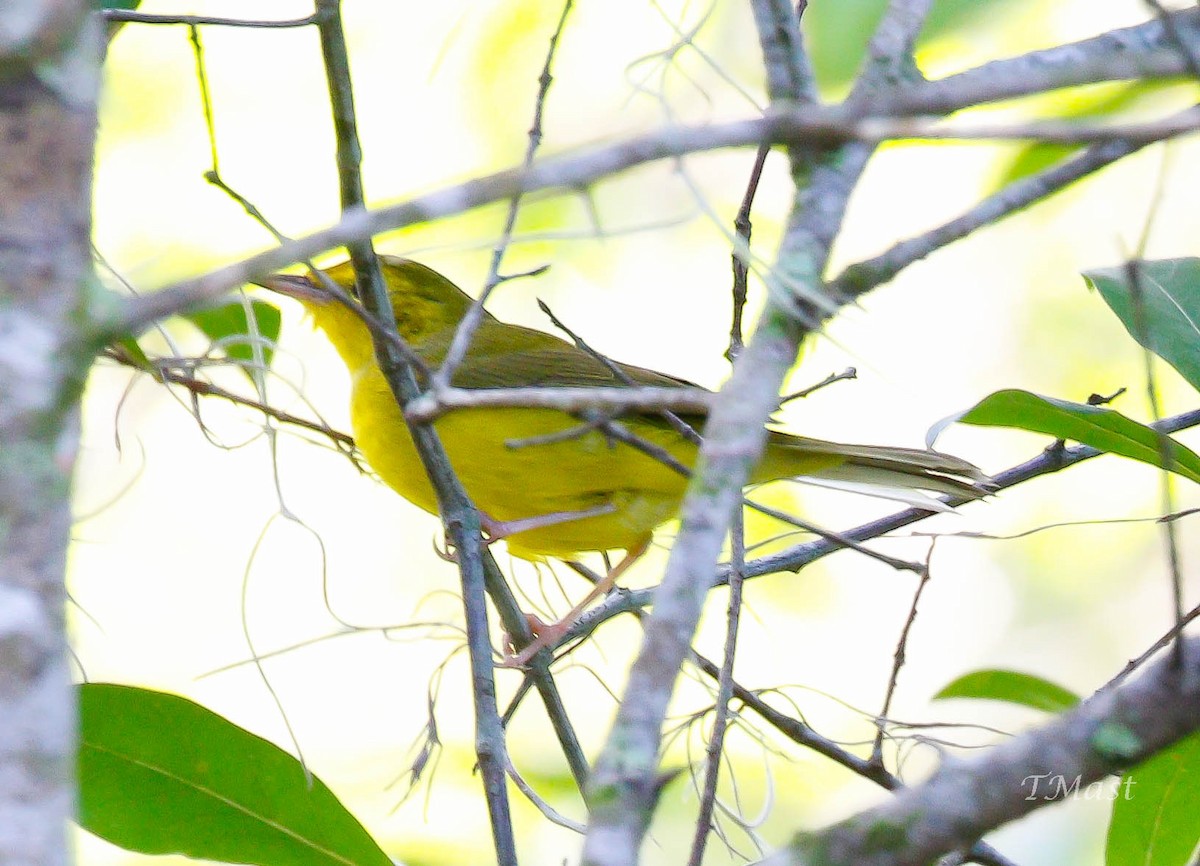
[256,256,478,369]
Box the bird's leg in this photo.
[500,539,649,668]
[479,502,617,543]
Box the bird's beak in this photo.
[253,272,332,305]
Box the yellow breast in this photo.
[350,367,691,559]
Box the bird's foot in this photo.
[433,535,458,563]
[498,613,568,668]
[497,540,649,668]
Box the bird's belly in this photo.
[350,380,691,559]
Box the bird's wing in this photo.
[420,322,705,392]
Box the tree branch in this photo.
[688,654,1020,866]
[760,638,1200,866]
[0,4,100,866]
[111,26,1200,340]
[887,6,1200,116]
[579,0,942,859]
[312,3,521,860]
[562,407,1200,652]
[405,383,713,421]
[100,10,317,28]
[749,0,815,104]
[829,124,1161,299]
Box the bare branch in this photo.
[405,384,713,422]
[581,0,892,853]
[100,10,317,27]
[103,349,356,449]
[686,513,747,866]
[761,639,1200,866]
[0,4,100,865]
[887,6,1200,115]
[871,549,933,764]
[829,122,1163,299]
[748,0,815,104]
[434,0,574,390]
[569,406,1200,640]
[688,655,1021,866]
[727,143,769,361]
[313,2,519,860]
[848,0,933,102]
[112,100,1200,339]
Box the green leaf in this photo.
[79,683,392,866]
[994,142,1080,188]
[1106,730,1200,866]
[933,389,1200,486]
[183,298,282,374]
[803,0,1027,94]
[990,80,1185,190]
[933,668,1080,713]
[112,337,152,371]
[1084,258,1200,394]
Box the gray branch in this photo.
[749,0,815,104]
[564,407,1200,638]
[760,638,1200,866]
[888,7,1200,116]
[405,384,713,421]
[111,6,1200,339]
[579,1,940,861]
[0,4,101,866]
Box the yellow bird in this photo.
[260,257,987,655]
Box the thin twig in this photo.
[595,418,694,478]
[406,383,713,421]
[434,0,574,390]
[537,299,704,445]
[1105,600,1200,689]
[103,348,355,449]
[741,497,923,573]
[571,407,1200,638]
[728,144,770,362]
[687,512,747,866]
[687,654,1019,866]
[188,24,220,175]
[504,413,616,450]
[100,10,318,27]
[114,102,1200,339]
[1124,259,1186,670]
[758,639,1200,866]
[506,760,586,834]
[488,553,591,789]
[870,546,934,766]
[830,128,1169,299]
[186,23,293,246]
[779,367,857,403]
[313,3,518,861]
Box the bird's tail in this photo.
[757,433,992,511]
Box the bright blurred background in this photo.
[76,1,1200,864]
